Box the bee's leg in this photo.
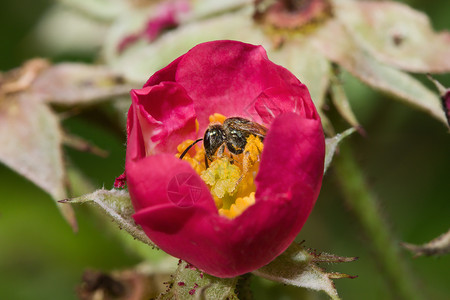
[204,156,209,169]
[241,150,251,179]
[217,144,225,158]
[235,150,251,188]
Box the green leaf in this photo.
[335,0,450,73]
[28,63,133,105]
[158,260,239,300]
[270,40,331,110]
[324,128,356,174]
[311,20,447,126]
[330,69,360,128]
[253,243,357,300]
[62,188,155,248]
[0,95,76,229]
[269,40,333,133]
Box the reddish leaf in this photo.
[336,0,450,73]
[0,95,76,229]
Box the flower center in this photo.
[176,113,264,219]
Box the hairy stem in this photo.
[333,142,421,300]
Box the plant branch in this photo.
[333,142,421,300]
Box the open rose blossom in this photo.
[122,40,325,277]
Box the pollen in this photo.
[176,139,196,154]
[209,113,227,124]
[219,192,256,219]
[200,158,241,199]
[176,114,264,219]
[244,135,264,164]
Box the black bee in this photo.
[179,117,267,168]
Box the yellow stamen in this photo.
[219,192,256,218]
[176,139,206,174]
[176,115,264,219]
[243,135,264,165]
[209,113,227,124]
[176,139,196,154]
[201,157,241,199]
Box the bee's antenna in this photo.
[179,138,203,160]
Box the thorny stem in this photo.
[235,273,253,300]
[333,142,421,300]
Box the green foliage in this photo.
[63,188,155,248]
[254,242,357,300]
[159,261,239,300]
[1,0,450,299]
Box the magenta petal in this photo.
[130,112,324,278]
[124,41,325,278]
[139,41,306,133]
[175,41,302,131]
[133,190,308,277]
[127,153,216,212]
[253,85,317,125]
[133,200,297,277]
[145,55,184,86]
[131,81,197,154]
[256,112,324,212]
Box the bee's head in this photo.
[204,124,226,160]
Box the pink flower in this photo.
[123,40,325,277]
[118,0,190,53]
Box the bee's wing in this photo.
[225,118,267,138]
[240,122,267,138]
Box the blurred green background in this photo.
[0,0,449,299]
